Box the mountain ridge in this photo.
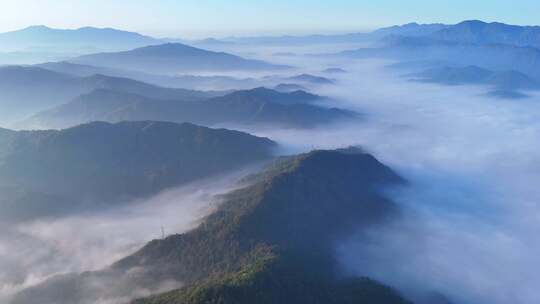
[70,43,290,73]
[0,65,222,124]
[0,120,276,221]
[407,65,540,92]
[20,87,355,130]
[0,25,161,52]
[430,20,540,49]
[336,34,540,81]
[11,148,410,304]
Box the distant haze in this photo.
[1,0,540,38]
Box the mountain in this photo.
[0,49,75,65]
[336,35,540,81]
[224,33,371,45]
[486,89,530,100]
[12,148,411,304]
[386,60,456,72]
[21,88,355,130]
[37,61,123,77]
[78,74,224,100]
[409,65,492,84]
[0,66,87,123]
[0,121,275,221]
[286,73,335,85]
[373,22,450,37]
[323,67,347,74]
[0,25,161,52]
[199,88,352,127]
[0,66,221,124]
[216,86,320,104]
[408,65,540,91]
[259,74,335,91]
[37,61,261,90]
[207,20,540,48]
[274,83,307,92]
[430,20,540,49]
[193,38,236,46]
[223,23,449,46]
[70,43,289,73]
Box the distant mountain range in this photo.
[0,26,294,68]
[12,148,412,304]
[0,121,275,221]
[259,74,335,90]
[0,25,161,52]
[20,87,355,130]
[0,22,451,55]
[0,66,222,124]
[36,61,261,90]
[69,43,289,73]
[3,20,540,56]
[286,73,335,84]
[36,61,337,92]
[430,20,540,49]
[6,20,540,72]
[215,20,540,47]
[322,67,347,74]
[407,65,540,98]
[337,34,540,84]
[274,83,307,92]
[386,60,455,72]
[221,22,449,45]
[372,22,450,38]
[0,65,347,130]
[330,20,540,84]
[221,33,370,45]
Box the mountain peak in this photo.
[72,42,288,73]
[215,86,321,106]
[131,42,202,54]
[275,148,404,186]
[453,20,489,31]
[457,19,487,26]
[22,25,51,31]
[116,147,406,303]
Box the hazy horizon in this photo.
[1,0,540,38]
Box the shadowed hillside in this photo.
[0,66,221,124]
[0,121,275,221]
[11,148,410,304]
[21,88,355,130]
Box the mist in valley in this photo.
[236,56,540,304]
[0,166,263,303]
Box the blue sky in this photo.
[2,0,539,38]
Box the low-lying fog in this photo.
[0,167,259,302]
[238,57,540,304]
[2,43,540,304]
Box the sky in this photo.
[1,0,539,38]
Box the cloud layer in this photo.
[243,57,540,304]
[0,167,260,303]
